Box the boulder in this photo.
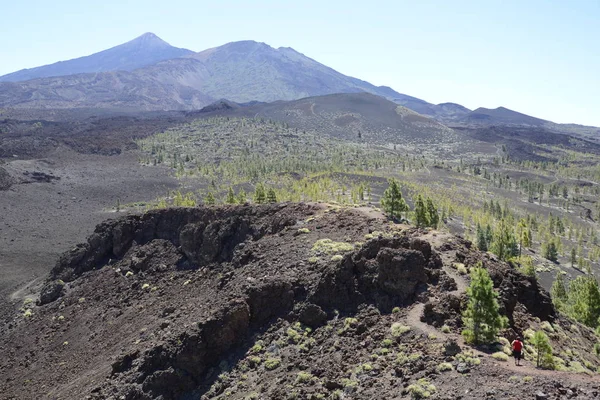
[39,280,65,305]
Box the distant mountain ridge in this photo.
[0,34,597,133]
[0,36,463,119]
[0,33,193,82]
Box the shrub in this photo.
[392,307,401,314]
[331,254,343,262]
[391,323,411,337]
[297,228,310,234]
[248,356,262,367]
[312,239,354,255]
[455,351,481,366]
[264,358,281,370]
[436,362,453,372]
[287,328,302,343]
[296,371,313,383]
[441,325,451,333]
[492,352,509,361]
[540,321,555,333]
[407,378,436,399]
[249,341,263,354]
[361,363,373,372]
[456,263,468,275]
[377,348,390,355]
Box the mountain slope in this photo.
[0,59,214,111]
[0,33,193,82]
[0,39,450,115]
[189,41,430,110]
[201,92,458,145]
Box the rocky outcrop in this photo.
[310,237,441,313]
[0,167,15,190]
[42,204,307,302]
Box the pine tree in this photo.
[542,237,559,262]
[237,189,247,204]
[254,183,266,204]
[225,187,236,204]
[414,194,429,228]
[266,188,277,203]
[517,219,529,256]
[571,247,577,267]
[531,330,554,369]
[485,224,493,245]
[205,192,216,205]
[462,266,508,344]
[380,178,408,220]
[567,275,600,327]
[491,219,518,261]
[476,224,488,251]
[426,197,439,228]
[550,272,568,310]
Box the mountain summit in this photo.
[187,40,430,111]
[0,33,193,82]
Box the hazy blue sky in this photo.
[2,0,599,126]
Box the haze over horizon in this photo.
[2,0,599,126]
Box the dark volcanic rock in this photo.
[42,204,304,301]
[310,237,431,312]
[38,280,65,305]
[296,302,328,328]
[0,167,15,190]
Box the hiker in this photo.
[511,337,523,366]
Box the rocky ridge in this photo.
[1,203,599,399]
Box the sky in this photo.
[1,0,599,126]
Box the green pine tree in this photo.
[380,178,408,220]
[476,224,488,251]
[490,219,518,261]
[266,187,277,203]
[205,192,216,205]
[254,183,266,204]
[426,197,439,228]
[542,237,559,262]
[414,194,429,228]
[237,189,247,204]
[462,266,508,344]
[550,271,568,310]
[531,330,554,369]
[225,187,236,204]
[567,275,600,327]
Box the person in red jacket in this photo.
[511,337,524,366]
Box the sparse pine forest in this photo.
[133,115,600,302]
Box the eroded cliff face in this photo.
[3,204,569,400]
